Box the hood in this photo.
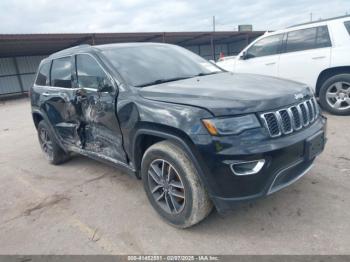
[139,72,313,116]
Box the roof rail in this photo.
[288,14,350,28]
[48,44,92,58]
[64,44,91,51]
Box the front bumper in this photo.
[211,158,315,212]
[191,115,327,213]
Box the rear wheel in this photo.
[141,140,213,228]
[319,74,350,115]
[37,120,70,165]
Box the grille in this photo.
[261,98,320,138]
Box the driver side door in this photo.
[74,53,127,164]
[235,34,284,77]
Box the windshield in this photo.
[101,44,223,87]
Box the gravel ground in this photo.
[0,98,349,255]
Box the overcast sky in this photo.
[0,0,349,33]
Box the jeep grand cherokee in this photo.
[30,43,327,228]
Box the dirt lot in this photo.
[0,98,349,255]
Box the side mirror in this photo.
[98,78,114,93]
[240,51,248,60]
[240,51,254,60]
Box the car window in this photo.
[50,57,72,88]
[316,26,332,47]
[246,34,283,58]
[286,27,317,52]
[102,45,222,87]
[35,62,51,86]
[76,54,108,89]
[285,26,331,53]
[345,21,350,35]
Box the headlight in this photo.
[202,114,261,136]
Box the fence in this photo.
[0,56,45,96]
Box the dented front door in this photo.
[74,54,127,164]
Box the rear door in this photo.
[43,56,82,146]
[278,26,332,89]
[235,34,283,77]
[74,53,127,163]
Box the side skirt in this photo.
[68,146,137,177]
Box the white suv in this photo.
[217,16,350,115]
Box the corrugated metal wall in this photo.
[0,55,45,95]
[0,40,250,96]
[185,40,255,60]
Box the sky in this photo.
[0,0,349,34]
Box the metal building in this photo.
[0,31,263,97]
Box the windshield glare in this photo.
[102,45,222,87]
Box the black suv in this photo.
[30,43,327,228]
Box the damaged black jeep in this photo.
[30,43,327,228]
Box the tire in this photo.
[37,120,70,165]
[141,140,213,228]
[319,74,350,115]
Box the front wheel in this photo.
[141,141,213,228]
[319,74,350,115]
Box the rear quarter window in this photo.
[345,21,350,35]
[35,62,51,86]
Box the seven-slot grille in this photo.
[260,98,319,138]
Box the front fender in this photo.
[117,94,213,159]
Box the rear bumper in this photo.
[191,116,327,213]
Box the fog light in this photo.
[230,159,265,176]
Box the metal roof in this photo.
[0,31,264,58]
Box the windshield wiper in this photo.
[191,71,222,77]
[135,76,192,87]
[135,72,224,87]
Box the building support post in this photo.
[210,34,215,60]
[13,57,24,93]
[211,16,216,60]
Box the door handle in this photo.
[312,56,326,60]
[265,62,276,66]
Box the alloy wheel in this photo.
[39,127,54,161]
[147,159,185,214]
[326,81,350,111]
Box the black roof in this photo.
[47,42,172,59]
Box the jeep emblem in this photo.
[294,93,304,100]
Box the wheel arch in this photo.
[31,109,69,153]
[131,124,213,195]
[315,66,350,97]
[32,111,44,129]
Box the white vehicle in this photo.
[215,56,236,70]
[217,15,350,115]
